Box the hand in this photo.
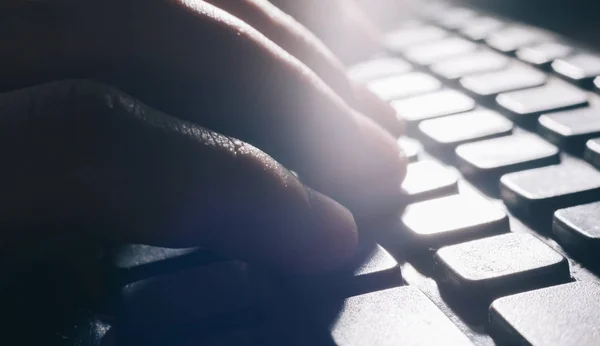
[0,0,406,274]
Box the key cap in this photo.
[401,161,458,203]
[538,107,600,154]
[400,193,508,249]
[385,25,448,53]
[392,90,475,133]
[497,81,589,120]
[112,245,224,284]
[459,16,505,41]
[460,64,547,97]
[434,233,569,302]
[404,37,477,66]
[348,58,412,83]
[435,8,478,30]
[489,282,600,346]
[552,54,600,86]
[516,42,573,67]
[455,133,560,179]
[284,243,402,299]
[398,137,422,162]
[554,201,600,260]
[430,50,509,80]
[500,159,600,219]
[313,287,474,346]
[367,72,442,101]
[485,26,552,53]
[585,138,600,168]
[419,109,513,150]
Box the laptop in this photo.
[7,0,600,345]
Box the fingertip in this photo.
[353,82,404,136]
[292,188,358,273]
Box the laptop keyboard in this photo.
[11,1,600,346]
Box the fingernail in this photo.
[356,112,405,178]
[353,82,404,136]
[306,188,358,272]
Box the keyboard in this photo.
[8,1,600,345]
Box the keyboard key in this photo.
[401,193,508,249]
[436,8,478,30]
[554,201,600,259]
[434,233,569,301]
[497,81,589,119]
[367,72,442,101]
[485,26,552,53]
[538,107,600,154]
[284,243,402,299]
[500,159,600,218]
[459,16,505,41]
[460,64,547,97]
[430,50,509,80]
[392,90,475,132]
[398,136,422,162]
[419,109,513,149]
[348,58,412,82]
[313,287,474,346]
[552,54,600,85]
[404,37,477,66]
[385,25,448,53]
[585,138,600,168]
[516,42,573,67]
[401,161,458,203]
[489,282,600,346]
[112,245,224,284]
[455,133,560,179]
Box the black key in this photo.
[348,58,412,83]
[367,72,441,101]
[430,50,509,80]
[585,138,600,168]
[391,90,475,133]
[489,282,600,346]
[554,201,600,260]
[500,159,600,219]
[455,133,560,179]
[313,287,474,346]
[404,37,477,66]
[485,26,552,53]
[284,243,402,299]
[459,16,505,41]
[435,8,478,30]
[400,193,508,249]
[401,161,458,203]
[496,81,589,120]
[460,64,547,97]
[516,42,573,67]
[552,54,600,86]
[419,109,513,150]
[111,244,224,284]
[397,136,422,162]
[385,25,448,53]
[434,233,569,302]
[538,107,600,154]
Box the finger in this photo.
[0,0,406,217]
[0,80,357,273]
[269,0,383,63]
[203,0,403,135]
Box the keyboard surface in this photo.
[12,1,600,345]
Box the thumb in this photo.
[0,80,358,273]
